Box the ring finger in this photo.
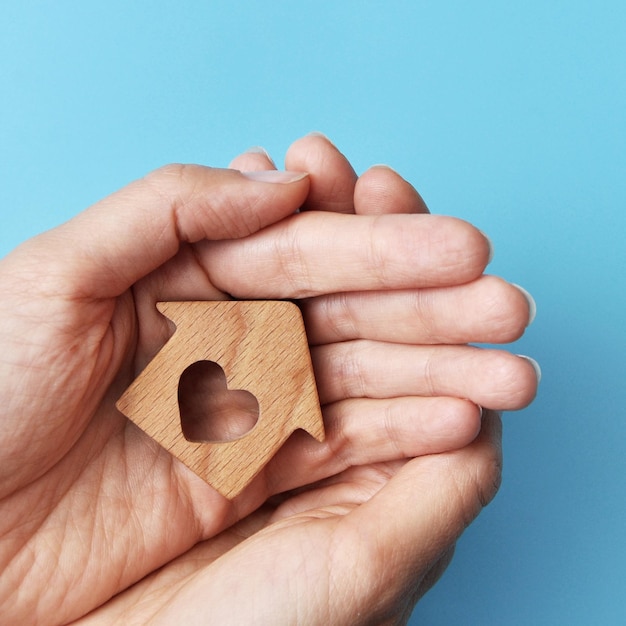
[312,340,540,410]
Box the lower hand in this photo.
[0,135,537,624]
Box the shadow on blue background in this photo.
[2,2,625,623]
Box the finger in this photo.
[285,133,358,213]
[263,396,482,495]
[10,165,310,300]
[198,211,492,298]
[229,146,276,172]
[301,275,535,346]
[258,414,502,624]
[354,165,430,215]
[312,341,540,410]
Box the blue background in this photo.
[2,2,625,623]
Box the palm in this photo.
[80,460,414,624]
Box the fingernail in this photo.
[241,170,308,183]
[478,229,494,264]
[511,283,537,326]
[306,131,337,147]
[245,146,276,165]
[517,355,542,384]
[370,164,397,172]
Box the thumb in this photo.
[143,413,503,626]
[333,411,503,622]
[10,165,309,299]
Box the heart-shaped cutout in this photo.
[178,360,259,443]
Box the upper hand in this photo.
[0,135,537,624]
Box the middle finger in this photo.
[301,275,534,346]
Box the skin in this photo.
[0,135,538,625]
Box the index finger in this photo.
[197,211,492,299]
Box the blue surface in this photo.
[2,2,625,623]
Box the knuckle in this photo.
[409,290,436,340]
[422,348,438,396]
[326,292,359,340]
[142,164,200,240]
[142,163,190,194]
[366,216,393,286]
[274,223,309,298]
[315,342,369,402]
[339,342,368,398]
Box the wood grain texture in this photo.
[116,301,324,499]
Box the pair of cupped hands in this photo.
[0,134,538,625]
